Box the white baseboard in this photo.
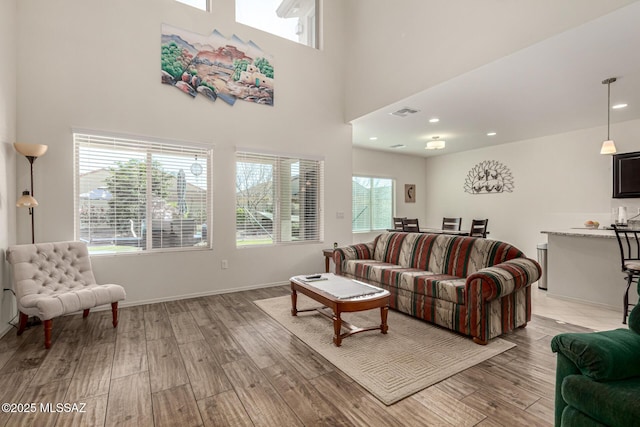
[0,281,290,336]
[95,280,290,311]
[0,323,15,341]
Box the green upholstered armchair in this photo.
[551,304,640,427]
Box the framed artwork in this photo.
[405,184,416,203]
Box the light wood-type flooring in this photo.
[0,285,592,427]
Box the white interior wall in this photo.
[423,119,640,257]
[343,0,637,121]
[352,119,640,258]
[351,147,427,243]
[0,0,17,336]
[14,0,352,305]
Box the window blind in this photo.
[74,133,212,254]
[352,176,394,232]
[236,151,324,246]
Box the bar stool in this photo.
[612,225,640,324]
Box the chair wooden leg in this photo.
[83,309,90,318]
[17,312,28,336]
[111,302,119,328]
[44,319,53,349]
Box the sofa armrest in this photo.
[333,242,375,276]
[551,329,640,382]
[466,257,541,301]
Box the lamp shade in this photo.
[600,140,617,155]
[16,190,38,208]
[14,142,48,157]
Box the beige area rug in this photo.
[254,295,515,405]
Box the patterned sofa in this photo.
[333,232,541,344]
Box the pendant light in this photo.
[600,77,617,155]
[426,136,445,150]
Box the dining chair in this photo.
[469,219,489,238]
[442,217,462,231]
[612,225,640,324]
[402,218,420,232]
[393,217,406,231]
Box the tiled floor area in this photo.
[531,285,627,332]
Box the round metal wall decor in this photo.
[464,160,514,194]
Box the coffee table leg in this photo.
[380,306,388,334]
[291,288,298,316]
[333,311,342,347]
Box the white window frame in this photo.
[352,175,395,233]
[73,131,213,256]
[176,0,209,12]
[236,149,324,247]
[235,0,320,49]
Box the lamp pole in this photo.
[27,156,36,244]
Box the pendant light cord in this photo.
[603,77,616,140]
[607,80,611,140]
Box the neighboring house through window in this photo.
[74,132,212,255]
[352,176,394,232]
[236,150,323,246]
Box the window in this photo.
[236,0,319,49]
[74,132,212,255]
[352,176,394,232]
[176,0,208,11]
[236,151,323,246]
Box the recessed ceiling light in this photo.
[429,118,440,123]
[487,132,497,136]
[612,103,628,109]
[369,137,378,140]
[390,144,406,149]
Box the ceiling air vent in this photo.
[390,107,419,117]
[390,144,406,149]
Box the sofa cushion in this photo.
[560,406,608,427]
[629,303,640,335]
[551,329,640,381]
[562,375,640,427]
[371,232,525,277]
[342,260,466,304]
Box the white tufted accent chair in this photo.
[6,241,126,349]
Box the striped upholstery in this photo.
[334,232,541,343]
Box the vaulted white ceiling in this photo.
[351,2,640,157]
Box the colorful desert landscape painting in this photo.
[161,24,274,106]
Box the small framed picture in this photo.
[405,184,416,203]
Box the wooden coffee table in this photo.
[290,273,390,347]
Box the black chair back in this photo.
[402,218,420,232]
[612,225,640,273]
[442,217,462,231]
[612,225,640,324]
[393,217,406,231]
[469,219,489,238]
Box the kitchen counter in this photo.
[542,227,640,239]
[541,228,617,239]
[540,228,638,313]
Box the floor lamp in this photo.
[14,143,48,244]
